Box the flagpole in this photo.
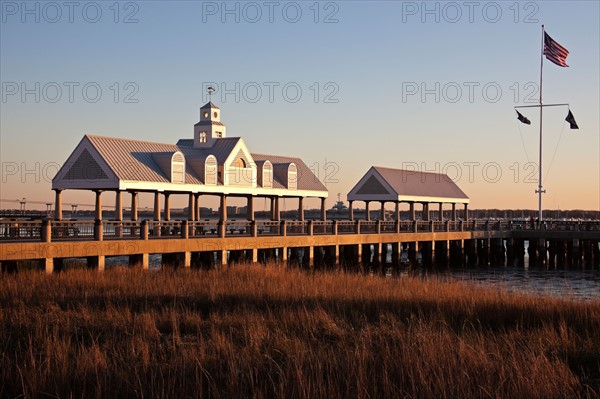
[537,24,545,222]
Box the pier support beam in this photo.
[391,242,401,267]
[408,241,418,264]
[435,240,448,265]
[465,239,477,266]
[43,258,54,274]
[421,241,433,265]
[87,255,105,272]
[506,238,514,265]
[490,238,505,266]
[449,240,463,266]
[129,254,149,270]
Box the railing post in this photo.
[94,219,103,241]
[356,220,360,234]
[460,220,464,232]
[41,219,51,243]
[141,220,149,240]
[446,220,450,232]
[430,220,434,233]
[218,221,226,238]
[181,220,189,239]
[308,220,314,236]
[332,220,338,235]
[251,220,258,237]
[376,220,381,234]
[395,220,400,234]
[413,220,418,233]
[280,220,287,237]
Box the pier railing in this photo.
[1,218,600,243]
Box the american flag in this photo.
[544,32,569,67]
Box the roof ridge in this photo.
[251,152,301,160]
[86,134,180,147]
[373,165,451,177]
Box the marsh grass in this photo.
[1,264,599,398]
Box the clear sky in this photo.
[1,0,599,212]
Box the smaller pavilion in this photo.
[347,166,469,221]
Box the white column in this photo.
[115,191,123,221]
[164,193,171,221]
[95,191,103,221]
[130,191,138,221]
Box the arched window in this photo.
[199,132,207,143]
[234,158,246,168]
[171,152,185,183]
[262,160,273,188]
[205,155,217,185]
[287,163,297,190]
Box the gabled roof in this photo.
[252,153,327,192]
[178,137,242,164]
[202,137,241,163]
[194,120,225,126]
[200,102,219,109]
[176,139,193,147]
[348,166,469,203]
[84,135,203,184]
[53,134,327,196]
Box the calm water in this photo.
[100,253,600,302]
[412,266,600,302]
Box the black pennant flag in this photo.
[516,110,531,125]
[566,110,579,129]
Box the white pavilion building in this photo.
[52,102,328,222]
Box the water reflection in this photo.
[103,252,599,301]
[417,266,600,301]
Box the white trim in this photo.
[223,139,257,187]
[347,166,469,204]
[347,167,397,199]
[52,136,119,190]
[348,193,469,204]
[118,180,328,197]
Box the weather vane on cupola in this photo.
[207,85,215,102]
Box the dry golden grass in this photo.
[1,264,599,398]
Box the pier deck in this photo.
[1,219,599,272]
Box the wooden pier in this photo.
[1,219,599,273]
